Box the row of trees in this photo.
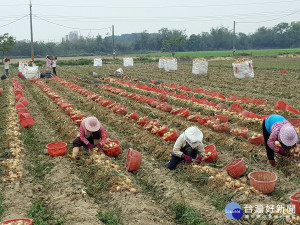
[1,21,300,59]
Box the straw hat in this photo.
[85,117,100,132]
[279,124,298,146]
[184,126,203,148]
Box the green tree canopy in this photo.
[161,28,186,57]
[0,33,16,62]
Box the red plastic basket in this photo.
[248,171,277,194]
[248,134,264,145]
[127,111,138,120]
[20,117,34,128]
[215,113,228,123]
[289,192,300,215]
[17,108,29,117]
[125,148,142,172]
[1,218,33,224]
[216,103,227,110]
[229,103,243,114]
[178,108,190,118]
[203,145,218,163]
[151,125,168,137]
[274,100,287,110]
[231,128,248,139]
[103,140,121,157]
[162,129,178,142]
[70,114,85,121]
[144,119,159,131]
[137,116,149,126]
[46,141,67,157]
[18,97,30,107]
[19,113,32,119]
[59,103,73,111]
[187,112,202,122]
[15,101,25,109]
[221,158,246,178]
[212,122,229,133]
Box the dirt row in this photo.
[47,76,298,224]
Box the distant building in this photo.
[68,31,78,41]
[61,31,80,42]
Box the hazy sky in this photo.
[1,0,300,42]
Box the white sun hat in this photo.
[85,116,101,132]
[279,124,298,146]
[184,126,203,148]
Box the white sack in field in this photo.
[93,58,102,66]
[232,60,254,78]
[165,58,177,71]
[158,58,166,69]
[192,59,208,74]
[123,58,134,67]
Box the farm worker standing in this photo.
[46,55,51,71]
[167,126,205,170]
[52,56,57,75]
[4,58,10,76]
[68,116,107,160]
[262,114,298,167]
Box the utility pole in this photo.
[30,0,34,62]
[233,21,236,56]
[112,25,116,59]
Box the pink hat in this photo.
[279,124,298,146]
[85,117,100,132]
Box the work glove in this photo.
[97,143,103,149]
[269,160,276,167]
[183,154,192,163]
[87,143,94,150]
[196,155,203,163]
[278,147,287,156]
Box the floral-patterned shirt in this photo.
[79,118,106,145]
[267,120,291,152]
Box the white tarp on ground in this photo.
[114,68,124,76]
[158,58,166,69]
[192,60,208,74]
[93,58,102,66]
[164,58,177,71]
[123,58,134,67]
[232,60,254,78]
[18,61,40,78]
[23,66,39,79]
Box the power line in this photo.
[35,10,298,22]
[0,4,27,7]
[0,14,28,28]
[34,15,111,31]
[238,9,300,23]
[32,0,299,9]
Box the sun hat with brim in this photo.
[184,126,203,147]
[279,124,298,146]
[85,116,101,132]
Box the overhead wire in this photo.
[32,0,299,9]
[237,9,300,23]
[34,9,299,22]
[0,14,29,28]
[34,15,111,31]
